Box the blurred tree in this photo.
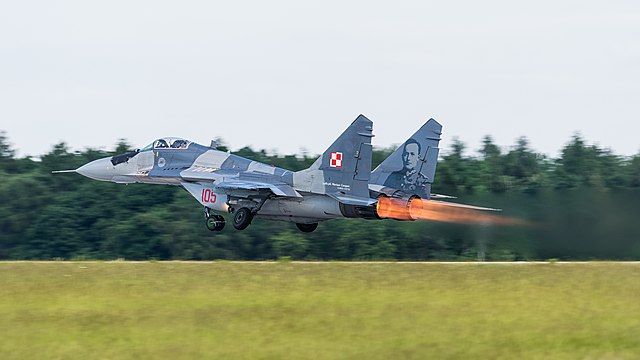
[272,230,310,259]
[435,138,483,194]
[113,139,134,154]
[552,135,626,190]
[479,135,506,193]
[503,137,545,192]
[0,131,18,173]
[372,146,394,169]
[627,154,640,188]
[0,174,49,258]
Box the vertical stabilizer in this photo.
[370,118,442,199]
[294,115,374,205]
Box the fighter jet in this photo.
[55,115,497,232]
[56,115,379,232]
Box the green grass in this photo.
[1,262,640,359]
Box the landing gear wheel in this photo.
[232,207,253,230]
[205,214,226,231]
[296,223,318,233]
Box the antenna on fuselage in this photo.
[210,139,229,153]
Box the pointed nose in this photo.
[76,158,115,181]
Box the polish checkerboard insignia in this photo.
[330,152,343,168]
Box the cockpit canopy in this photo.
[141,137,192,151]
[111,138,194,166]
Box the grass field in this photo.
[1,262,640,359]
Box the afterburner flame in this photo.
[376,197,414,220]
[377,197,526,226]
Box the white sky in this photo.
[1,0,639,158]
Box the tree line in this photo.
[1,130,639,261]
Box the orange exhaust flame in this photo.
[377,197,528,226]
[376,197,414,220]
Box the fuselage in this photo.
[79,140,293,186]
[76,137,354,224]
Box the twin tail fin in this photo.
[294,115,374,206]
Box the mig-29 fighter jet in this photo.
[55,115,497,232]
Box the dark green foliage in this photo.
[0,131,20,174]
[1,130,640,260]
[628,154,640,188]
[552,135,627,190]
[479,136,507,193]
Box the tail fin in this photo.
[370,118,442,199]
[294,114,374,206]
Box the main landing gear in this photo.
[204,206,253,231]
[206,206,253,231]
[295,223,318,233]
[204,207,225,232]
[231,207,253,230]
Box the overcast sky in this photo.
[1,0,639,158]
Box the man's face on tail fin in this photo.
[402,142,420,171]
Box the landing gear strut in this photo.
[226,195,270,231]
[204,207,225,231]
[232,207,253,230]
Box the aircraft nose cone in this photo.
[76,158,114,181]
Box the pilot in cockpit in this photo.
[171,139,188,149]
[155,139,169,149]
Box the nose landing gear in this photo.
[204,207,225,231]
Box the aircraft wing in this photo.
[215,181,302,198]
[180,169,222,182]
[181,169,302,198]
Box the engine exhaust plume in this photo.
[377,197,528,226]
[376,197,414,220]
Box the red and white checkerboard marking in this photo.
[330,152,343,168]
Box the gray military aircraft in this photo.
[55,115,494,232]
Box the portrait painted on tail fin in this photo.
[382,138,430,198]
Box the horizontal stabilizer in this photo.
[430,193,457,199]
[429,200,501,212]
